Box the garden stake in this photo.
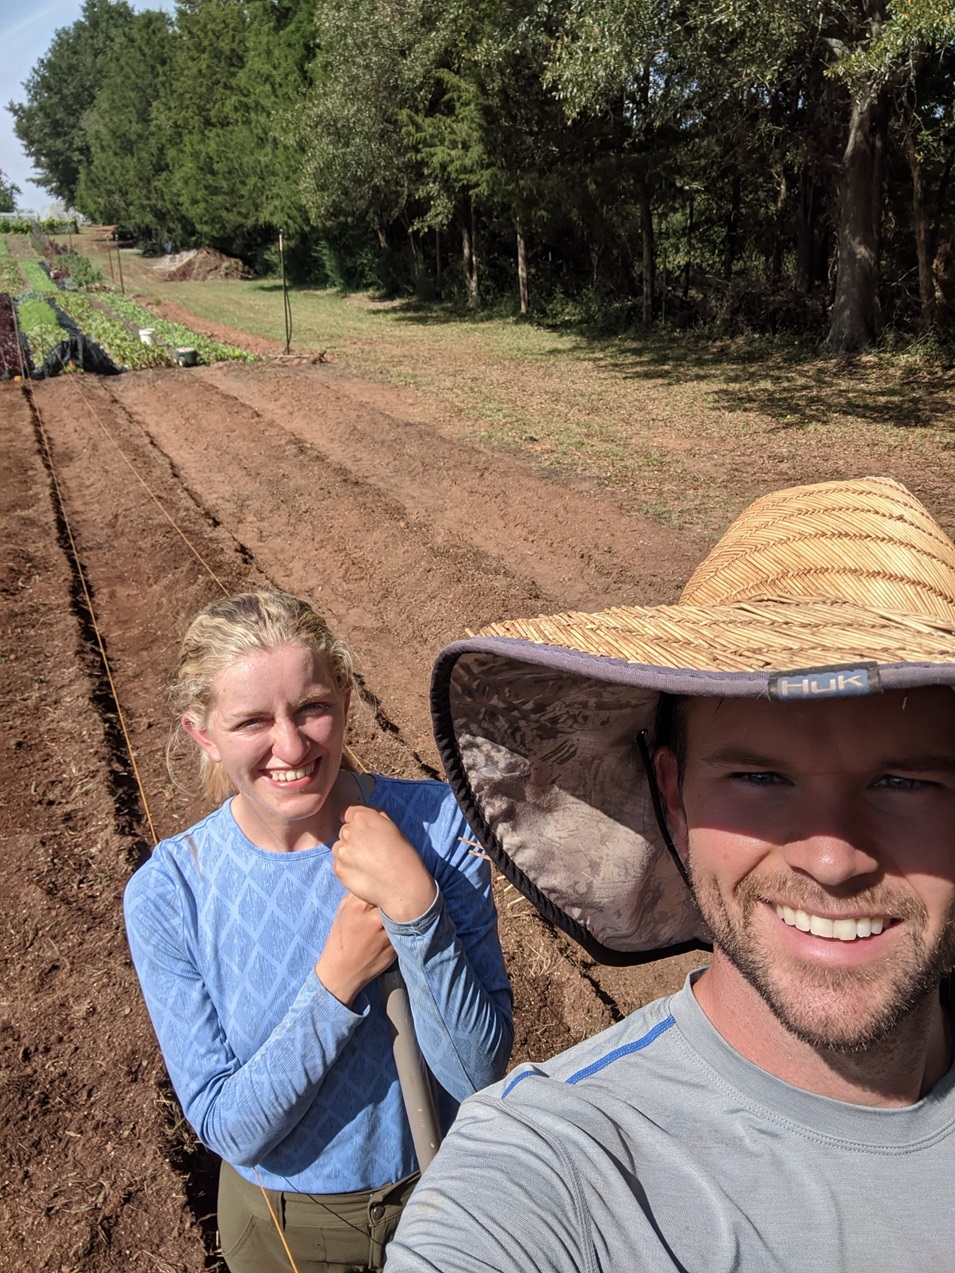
[279,227,292,354]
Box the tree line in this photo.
[8,0,955,352]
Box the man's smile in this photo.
[774,904,890,941]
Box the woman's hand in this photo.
[332,806,437,923]
[314,893,395,1008]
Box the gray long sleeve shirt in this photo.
[386,972,955,1272]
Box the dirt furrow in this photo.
[199,360,707,613]
[109,367,554,762]
[82,371,647,1032]
[1,381,210,1270]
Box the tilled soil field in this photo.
[1,360,710,1270]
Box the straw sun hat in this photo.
[430,476,955,965]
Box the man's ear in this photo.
[181,714,221,764]
[653,746,688,861]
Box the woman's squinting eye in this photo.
[299,700,331,716]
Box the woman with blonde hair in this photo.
[124,589,512,1272]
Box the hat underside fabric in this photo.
[433,639,955,965]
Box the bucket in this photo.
[139,328,156,345]
[175,346,199,367]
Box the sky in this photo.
[0,0,175,213]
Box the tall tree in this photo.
[9,0,135,207]
[824,0,955,349]
[297,0,433,250]
[79,9,178,235]
[156,0,261,246]
[403,0,575,312]
[241,0,321,239]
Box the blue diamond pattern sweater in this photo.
[124,776,513,1192]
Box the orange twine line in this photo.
[253,1168,301,1273]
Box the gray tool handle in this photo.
[379,963,441,1170]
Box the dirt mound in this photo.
[164,245,252,282]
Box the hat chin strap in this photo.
[636,731,692,892]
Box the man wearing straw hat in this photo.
[386,476,955,1271]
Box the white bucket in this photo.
[139,328,156,345]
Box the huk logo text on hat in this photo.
[769,665,880,701]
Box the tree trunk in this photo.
[516,214,529,316]
[723,172,741,282]
[934,240,955,315]
[903,106,937,332]
[795,165,817,294]
[640,176,655,324]
[407,223,423,297]
[461,198,478,308]
[825,84,889,354]
[826,0,890,355]
[932,151,953,260]
[683,196,693,300]
[771,172,787,290]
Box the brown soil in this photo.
[2,358,709,1270]
[158,248,253,284]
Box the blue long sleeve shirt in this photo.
[124,776,513,1192]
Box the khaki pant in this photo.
[217,1160,420,1273]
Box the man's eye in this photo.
[731,771,786,786]
[874,774,930,792]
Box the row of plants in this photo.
[32,227,70,259]
[0,238,23,294]
[16,295,72,370]
[1,237,91,374]
[55,251,103,287]
[0,293,24,377]
[32,230,106,290]
[18,257,60,293]
[0,217,77,236]
[36,240,256,366]
[98,290,254,365]
[3,235,257,375]
[52,288,168,370]
[0,238,70,377]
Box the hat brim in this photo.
[431,605,955,966]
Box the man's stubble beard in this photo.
[688,856,955,1054]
